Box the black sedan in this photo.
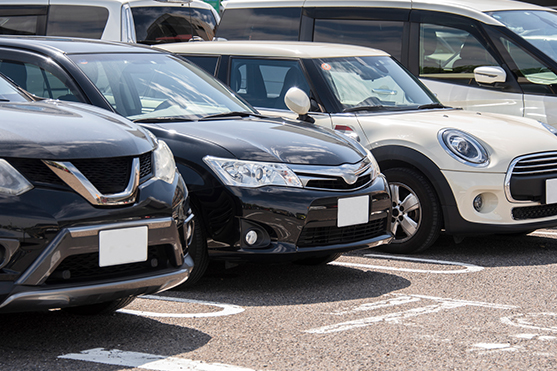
[0,73,193,314]
[0,36,393,285]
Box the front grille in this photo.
[297,218,387,247]
[7,152,153,193]
[513,204,557,220]
[45,245,172,284]
[305,174,372,190]
[510,152,557,177]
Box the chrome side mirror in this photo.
[474,66,506,84]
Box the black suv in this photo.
[0,74,193,314]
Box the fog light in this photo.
[245,230,258,245]
[473,195,483,212]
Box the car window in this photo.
[0,75,31,102]
[0,6,46,35]
[315,56,437,111]
[69,53,254,120]
[46,5,108,39]
[131,6,217,44]
[493,31,557,95]
[0,59,80,101]
[419,23,499,87]
[183,55,219,75]
[216,8,301,41]
[313,19,404,62]
[230,58,311,110]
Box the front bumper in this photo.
[442,170,557,234]
[203,174,393,262]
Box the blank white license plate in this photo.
[99,226,148,267]
[547,179,557,204]
[338,195,369,227]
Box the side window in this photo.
[230,58,310,110]
[0,6,47,35]
[313,20,404,62]
[495,34,557,95]
[183,56,219,75]
[0,59,80,101]
[216,8,302,41]
[47,6,108,39]
[419,24,499,86]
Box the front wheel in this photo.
[380,167,442,254]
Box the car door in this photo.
[411,12,525,118]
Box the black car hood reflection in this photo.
[0,101,154,159]
[152,117,365,165]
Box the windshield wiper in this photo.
[199,111,262,120]
[343,105,405,113]
[416,103,446,110]
[133,116,195,123]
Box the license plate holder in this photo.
[99,226,148,267]
[338,195,369,227]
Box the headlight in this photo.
[0,159,33,195]
[364,148,380,180]
[439,129,489,167]
[204,156,302,188]
[542,122,557,136]
[153,140,176,184]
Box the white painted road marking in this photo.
[331,254,484,274]
[501,313,557,332]
[531,230,557,237]
[307,294,517,334]
[59,348,255,371]
[118,295,244,318]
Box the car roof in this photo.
[0,35,164,56]
[49,0,212,8]
[159,40,390,58]
[223,0,551,26]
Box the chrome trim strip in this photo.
[44,158,140,206]
[504,152,557,204]
[290,157,372,188]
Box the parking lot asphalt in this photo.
[2,229,557,370]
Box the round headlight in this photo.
[439,129,489,167]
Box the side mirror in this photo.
[474,66,506,84]
[284,87,314,123]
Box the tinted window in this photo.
[183,55,219,75]
[217,8,301,40]
[46,5,108,39]
[0,59,81,101]
[230,58,310,110]
[314,19,404,61]
[0,76,31,102]
[419,23,499,87]
[132,7,217,44]
[0,6,46,35]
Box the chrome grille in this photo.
[509,152,557,177]
[290,157,374,191]
[505,152,557,203]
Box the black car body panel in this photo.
[0,77,193,313]
[0,36,392,270]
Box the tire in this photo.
[294,253,342,265]
[380,167,442,254]
[63,296,136,315]
[180,211,209,287]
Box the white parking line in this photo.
[331,254,484,274]
[59,348,255,371]
[531,231,557,237]
[118,295,244,318]
[501,313,557,332]
[307,294,517,334]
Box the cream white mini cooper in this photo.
[161,40,557,253]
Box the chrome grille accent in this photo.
[290,157,374,191]
[505,152,557,203]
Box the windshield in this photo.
[68,53,254,122]
[0,75,30,102]
[489,10,557,61]
[314,56,438,112]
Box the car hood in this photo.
[357,108,557,172]
[151,117,366,165]
[0,100,154,159]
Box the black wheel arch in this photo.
[372,145,457,230]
